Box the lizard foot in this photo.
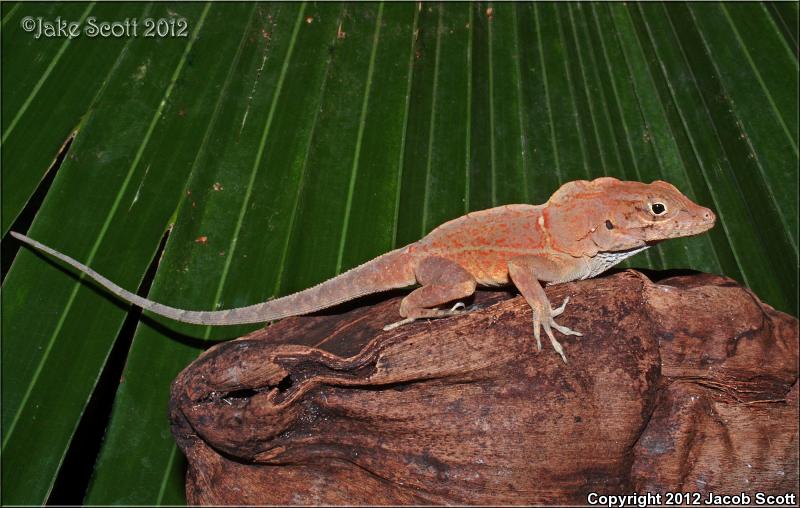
[422,301,470,318]
[383,302,469,331]
[532,297,582,363]
[383,317,416,331]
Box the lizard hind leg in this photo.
[383,256,476,331]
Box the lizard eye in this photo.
[650,202,667,215]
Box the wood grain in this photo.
[170,271,797,504]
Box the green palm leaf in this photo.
[2,2,796,504]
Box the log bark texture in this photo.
[169,271,798,505]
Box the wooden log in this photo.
[169,271,798,505]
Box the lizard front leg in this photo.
[384,256,477,330]
[507,255,583,363]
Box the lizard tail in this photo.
[10,231,417,326]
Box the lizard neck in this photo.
[582,245,650,280]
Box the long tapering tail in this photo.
[10,231,416,325]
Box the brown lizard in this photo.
[11,177,715,362]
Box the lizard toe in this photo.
[532,316,543,351]
[543,322,568,363]
[383,317,416,331]
[550,296,570,317]
[551,320,582,337]
[449,301,466,312]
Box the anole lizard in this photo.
[11,177,715,362]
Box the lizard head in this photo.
[544,177,716,256]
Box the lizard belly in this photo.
[408,247,512,286]
[445,249,514,287]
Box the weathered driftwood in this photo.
[169,271,798,505]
